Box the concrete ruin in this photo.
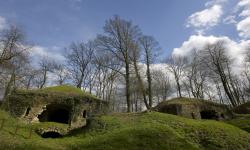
[1,85,109,137]
[154,98,233,120]
[233,101,250,114]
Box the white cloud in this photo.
[31,46,65,63]
[237,16,250,38]
[186,5,223,31]
[237,0,250,16]
[236,0,250,38]
[0,16,7,30]
[223,15,237,24]
[205,0,227,7]
[172,34,250,73]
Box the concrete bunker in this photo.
[38,104,71,124]
[2,85,109,138]
[154,98,233,120]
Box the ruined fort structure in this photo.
[1,86,108,137]
[154,98,233,120]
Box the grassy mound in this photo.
[0,110,250,150]
[42,85,90,96]
[42,85,83,94]
[1,85,106,118]
[156,97,226,106]
[10,85,97,99]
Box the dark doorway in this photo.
[221,113,225,119]
[41,131,62,138]
[25,107,31,116]
[38,104,71,124]
[82,110,87,118]
[200,110,219,119]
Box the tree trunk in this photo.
[40,70,47,89]
[125,62,131,112]
[76,73,84,89]
[133,58,150,110]
[4,71,15,98]
[146,58,153,108]
[176,77,182,97]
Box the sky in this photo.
[0,0,249,64]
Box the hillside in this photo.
[0,110,250,150]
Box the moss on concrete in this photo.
[0,85,109,134]
[233,101,250,114]
[154,97,233,120]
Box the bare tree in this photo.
[151,69,171,103]
[200,42,243,106]
[3,50,30,97]
[0,26,32,98]
[0,26,29,65]
[66,41,95,88]
[21,67,39,89]
[37,56,55,89]
[185,50,206,99]
[242,49,250,100]
[131,43,150,109]
[166,55,187,98]
[139,35,160,108]
[96,15,141,112]
[53,63,69,85]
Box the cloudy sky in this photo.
[0,0,249,62]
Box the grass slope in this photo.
[0,110,250,150]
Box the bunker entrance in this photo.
[38,104,71,124]
[200,110,219,120]
[41,131,62,138]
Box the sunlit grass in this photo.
[0,110,250,150]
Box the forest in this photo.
[0,15,249,112]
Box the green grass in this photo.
[16,85,96,98]
[42,85,85,95]
[160,97,225,106]
[0,110,250,150]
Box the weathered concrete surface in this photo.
[233,101,250,114]
[154,98,233,120]
[2,89,109,133]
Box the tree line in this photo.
[0,16,249,112]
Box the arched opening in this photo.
[221,113,225,119]
[200,110,219,120]
[25,107,31,116]
[82,110,87,118]
[38,104,71,124]
[41,131,62,138]
[191,112,195,119]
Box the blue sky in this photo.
[0,0,248,59]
